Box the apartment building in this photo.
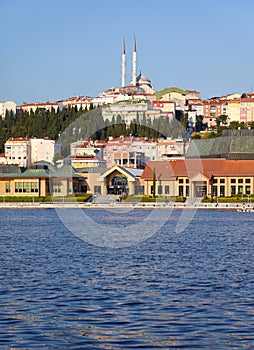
[102,100,151,126]
[5,138,56,167]
[0,101,16,118]
[17,102,59,113]
[5,138,30,167]
[30,138,55,164]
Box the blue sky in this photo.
[1,0,253,104]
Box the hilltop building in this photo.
[0,101,16,118]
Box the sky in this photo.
[1,0,254,104]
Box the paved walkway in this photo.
[0,201,252,210]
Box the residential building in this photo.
[17,101,59,113]
[152,101,175,116]
[203,99,224,126]
[67,154,106,169]
[30,138,55,165]
[0,101,16,118]
[102,100,151,126]
[157,138,187,160]
[5,138,30,167]
[227,99,241,123]
[0,153,6,165]
[70,139,106,158]
[5,137,57,167]
[240,97,254,123]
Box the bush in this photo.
[0,193,92,203]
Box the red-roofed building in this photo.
[141,159,254,198]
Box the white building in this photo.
[102,100,151,126]
[0,101,16,118]
[5,137,56,167]
[5,138,30,167]
[30,138,55,165]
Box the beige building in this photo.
[30,138,55,165]
[227,100,241,123]
[0,101,16,118]
[141,159,254,198]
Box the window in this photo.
[238,186,243,195]
[134,186,144,195]
[158,185,162,195]
[220,179,225,183]
[213,178,217,184]
[165,185,170,195]
[245,178,251,184]
[231,185,236,195]
[186,186,190,197]
[238,179,243,184]
[246,186,251,195]
[179,179,184,184]
[212,186,218,196]
[186,179,189,183]
[220,186,225,197]
[231,178,236,183]
[5,182,10,193]
[179,185,184,196]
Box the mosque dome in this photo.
[136,73,151,87]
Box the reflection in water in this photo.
[0,209,254,348]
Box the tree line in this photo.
[0,106,189,155]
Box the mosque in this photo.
[120,37,154,95]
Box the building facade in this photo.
[0,101,16,118]
[5,137,56,167]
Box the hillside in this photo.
[155,87,187,100]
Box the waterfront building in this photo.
[141,159,254,198]
[97,164,143,195]
[186,131,254,160]
[0,163,88,197]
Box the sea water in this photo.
[0,209,254,349]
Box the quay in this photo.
[0,201,251,210]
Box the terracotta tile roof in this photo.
[141,159,254,180]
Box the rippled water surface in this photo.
[1,209,254,349]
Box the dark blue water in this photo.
[0,209,254,349]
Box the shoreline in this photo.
[0,201,251,210]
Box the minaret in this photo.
[121,38,126,87]
[132,36,137,86]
